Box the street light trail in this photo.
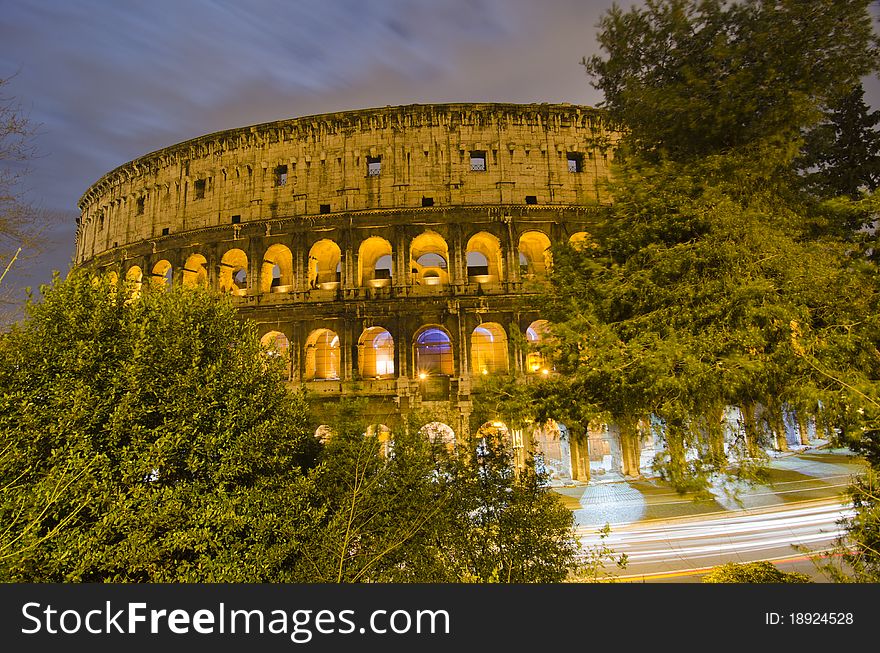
[579,499,852,580]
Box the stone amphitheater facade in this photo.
[76,102,636,483]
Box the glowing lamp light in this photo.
[481,368,488,375]
[541,368,550,376]
[418,372,427,380]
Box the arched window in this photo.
[419,422,456,450]
[151,260,173,289]
[182,253,208,288]
[305,328,340,380]
[526,319,550,373]
[471,323,509,375]
[466,231,503,281]
[308,239,341,289]
[126,266,143,298]
[414,326,453,376]
[219,249,248,295]
[260,331,290,358]
[261,244,294,293]
[518,231,552,278]
[410,231,450,286]
[358,327,395,378]
[568,231,591,251]
[358,236,393,287]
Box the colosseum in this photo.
[75,101,651,484]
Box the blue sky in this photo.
[1,0,878,297]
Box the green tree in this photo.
[702,561,811,583]
[798,84,880,203]
[300,406,584,583]
[0,273,321,581]
[492,0,880,494]
[584,0,878,162]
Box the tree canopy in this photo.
[481,0,880,495]
[0,273,321,581]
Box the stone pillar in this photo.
[619,426,641,477]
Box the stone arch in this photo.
[419,421,456,449]
[475,420,511,449]
[315,425,334,444]
[366,423,393,457]
[471,322,509,376]
[568,231,591,251]
[413,325,454,377]
[532,419,573,483]
[304,328,340,380]
[260,330,290,357]
[150,259,173,289]
[466,231,503,281]
[125,265,143,298]
[410,231,450,286]
[526,319,550,374]
[219,248,248,295]
[358,326,395,378]
[182,253,208,288]
[261,244,294,293]
[358,236,393,287]
[518,230,552,277]
[308,239,341,289]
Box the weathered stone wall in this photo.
[76,103,616,263]
[76,103,621,482]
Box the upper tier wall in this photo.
[76,102,618,264]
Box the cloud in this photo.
[0,0,613,287]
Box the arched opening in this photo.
[261,244,294,293]
[471,322,509,376]
[315,425,333,444]
[358,327,395,378]
[410,231,450,286]
[413,326,453,377]
[518,231,552,278]
[531,419,573,483]
[568,231,591,251]
[526,319,550,374]
[358,236,393,287]
[419,422,456,451]
[366,423,393,457]
[219,249,248,295]
[466,232,503,281]
[182,253,208,288]
[305,328,340,380]
[308,239,341,289]
[125,266,143,298]
[260,330,290,358]
[475,420,512,450]
[151,260,173,289]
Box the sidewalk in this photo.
[551,445,865,529]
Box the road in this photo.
[578,498,853,582]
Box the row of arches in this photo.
[260,320,549,381]
[121,230,589,294]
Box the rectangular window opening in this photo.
[421,197,434,207]
[194,179,206,199]
[567,152,584,173]
[367,156,382,176]
[136,197,145,215]
[469,151,487,172]
[525,195,537,205]
[275,165,288,187]
[319,204,331,214]
[231,215,241,224]
[161,227,170,236]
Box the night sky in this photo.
[1,0,877,300]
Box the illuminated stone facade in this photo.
[76,102,623,482]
